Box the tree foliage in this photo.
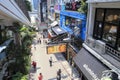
[78,0,88,14]
[6,25,36,80]
[24,0,32,11]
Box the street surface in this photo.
[29,32,80,80]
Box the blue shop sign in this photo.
[60,11,86,20]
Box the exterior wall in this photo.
[86,2,120,46]
[85,1,120,78]
[86,2,120,37]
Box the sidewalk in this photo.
[29,32,80,80]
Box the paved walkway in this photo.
[29,32,80,80]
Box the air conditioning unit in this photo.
[86,37,95,48]
[94,40,105,54]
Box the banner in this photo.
[47,43,66,54]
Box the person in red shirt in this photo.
[32,61,36,71]
[38,73,43,80]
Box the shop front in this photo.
[67,44,79,65]
[60,11,86,41]
[73,48,111,80]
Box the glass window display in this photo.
[105,9,120,24]
[93,8,120,51]
[96,9,104,21]
[102,24,117,47]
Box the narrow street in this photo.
[29,32,79,80]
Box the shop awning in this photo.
[73,48,109,80]
[52,26,66,35]
[50,21,58,27]
[0,46,6,53]
[48,28,57,37]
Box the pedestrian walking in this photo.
[37,40,39,43]
[57,69,61,80]
[34,46,36,50]
[45,40,47,44]
[32,61,37,71]
[39,38,41,44]
[49,57,52,67]
[38,73,43,80]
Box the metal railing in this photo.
[105,45,120,61]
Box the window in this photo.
[102,24,117,47]
[93,9,104,39]
[105,9,120,24]
[93,8,120,51]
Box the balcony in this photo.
[105,45,120,61]
[86,37,120,61]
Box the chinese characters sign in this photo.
[47,43,66,54]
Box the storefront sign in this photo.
[83,64,100,80]
[54,5,61,10]
[47,44,66,54]
[54,5,58,10]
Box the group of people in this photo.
[32,56,62,80]
[32,61,43,80]
[38,38,41,44]
[32,57,62,80]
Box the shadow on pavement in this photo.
[48,74,68,80]
[48,77,57,80]
[52,61,58,63]
[30,67,41,73]
[61,74,68,79]
[54,53,66,62]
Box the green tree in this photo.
[24,0,32,11]
[6,24,36,80]
[78,0,88,14]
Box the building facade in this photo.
[47,1,87,79]
[29,0,40,29]
[73,0,120,80]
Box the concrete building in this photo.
[73,0,120,80]
[0,0,31,79]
